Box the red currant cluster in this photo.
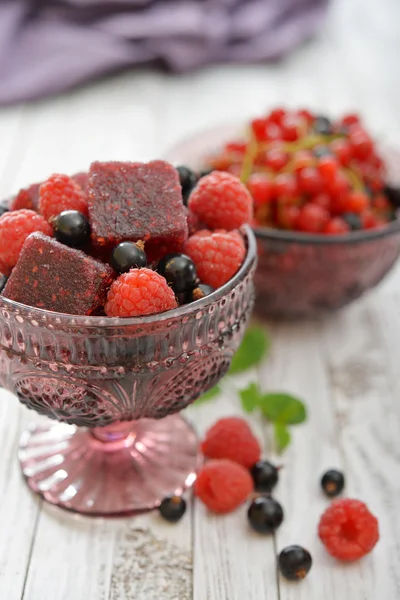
[205,109,396,234]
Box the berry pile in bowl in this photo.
[0,160,256,515]
[165,109,400,317]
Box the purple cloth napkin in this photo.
[0,0,328,105]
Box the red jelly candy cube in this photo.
[2,233,114,315]
[87,160,188,262]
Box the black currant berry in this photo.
[53,210,90,248]
[157,253,197,294]
[384,184,400,209]
[278,545,312,581]
[312,145,332,158]
[248,496,284,534]
[343,212,362,230]
[313,116,333,136]
[177,165,198,206]
[158,495,187,523]
[111,241,147,274]
[198,168,213,179]
[321,469,345,498]
[250,461,279,493]
[0,274,7,293]
[0,205,9,217]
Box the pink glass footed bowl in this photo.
[0,226,256,516]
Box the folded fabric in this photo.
[0,0,328,105]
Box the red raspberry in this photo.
[189,171,253,231]
[323,217,350,234]
[0,210,53,274]
[318,498,379,561]
[105,268,177,318]
[295,204,330,233]
[10,183,41,212]
[201,417,261,468]
[185,230,245,288]
[247,174,274,207]
[195,459,253,513]
[39,174,88,221]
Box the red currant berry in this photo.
[281,115,300,142]
[311,193,331,211]
[374,194,391,212]
[331,139,353,166]
[265,122,283,142]
[225,141,247,154]
[343,191,370,214]
[247,174,274,207]
[317,156,339,182]
[362,210,387,230]
[268,108,286,125]
[323,217,350,234]
[265,148,289,172]
[349,127,374,160]
[293,151,315,173]
[251,118,269,142]
[297,167,323,195]
[341,113,361,127]
[274,173,297,199]
[277,205,301,229]
[326,172,351,199]
[296,109,314,124]
[208,153,236,171]
[295,204,330,233]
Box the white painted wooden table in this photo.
[1,0,400,597]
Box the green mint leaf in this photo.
[274,422,291,452]
[229,327,270,374]
[260,393,307,425]
[239,382,263,413]
[194,385,221,405]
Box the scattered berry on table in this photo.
[318,498,379,561]
[39,174,88,221]
[0,209,53,274]
[185,229,246,288]
[321,469,345,498]
[157,253,197,294]
[247,496,284,534]
[53,210,90,249]
[110,241,147,274]
[195,459,253,514]
[201,417,261,469]
[158,495,187,523]
[105,268,178,318]
[278,545,312,581]
[177,165,198,205]
[188,171,253,231]
[250,460,279,493]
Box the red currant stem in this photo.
[258,134,342,153]
[344,166,364,191]
[240,134,258,183]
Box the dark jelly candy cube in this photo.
[2,233,114,315]
[88,160,188,262]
